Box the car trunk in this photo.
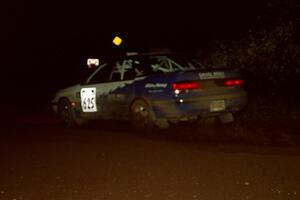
[169,69,247,114]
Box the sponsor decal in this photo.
[145,83,168,89]
[97,80,138,96]
[148,89,164,93]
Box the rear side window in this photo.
[132,56,179,76]
[109,57,169,78]
[137,56,199,75]
[133,57,166,77]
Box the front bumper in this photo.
[51,102,58,113]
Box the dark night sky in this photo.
[25,1,271,59]
[5,1,272,51]
[2,0,293,108]
[14,1,271,48]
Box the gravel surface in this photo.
[0,113,300,200]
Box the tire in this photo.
[58,98,76,128]
[130,100,170,132]
[130,100,155,132]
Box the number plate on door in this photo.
[81,88,97,112]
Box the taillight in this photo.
[224,79,244,87]
[172,81,200,93]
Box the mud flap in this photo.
[219,112,234,123]
[154,118,170,129]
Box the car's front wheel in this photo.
[58,98,76,128]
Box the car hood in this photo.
[52,84,81,103]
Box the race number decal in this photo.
[81,88,97,112]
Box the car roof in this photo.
[100,50,195,63]
[125,51,194,59]
[125,49,173,57]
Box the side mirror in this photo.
[87,58,99,68]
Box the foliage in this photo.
[198,20,300,92]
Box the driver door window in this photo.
[88,63,113,84]
[110,59,135,81]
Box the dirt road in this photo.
[0,113,300,200]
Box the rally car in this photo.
[51,52,247,129]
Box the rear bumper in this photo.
[152,92,247,119]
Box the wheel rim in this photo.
[132,104,150,129]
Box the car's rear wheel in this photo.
[130,100,170,131]
[130,100,154,131]
[58,98,75,128]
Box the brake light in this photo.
[225,79,244,87]
[172,81,200,91]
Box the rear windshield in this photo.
[167,56,204,71]
[169,56,233,71]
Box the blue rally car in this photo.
[51,52,247,129]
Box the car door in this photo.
[79,62,114,119]
[106,58,137,119]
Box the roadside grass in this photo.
[237,94,297,145]
[230,93,300,145]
